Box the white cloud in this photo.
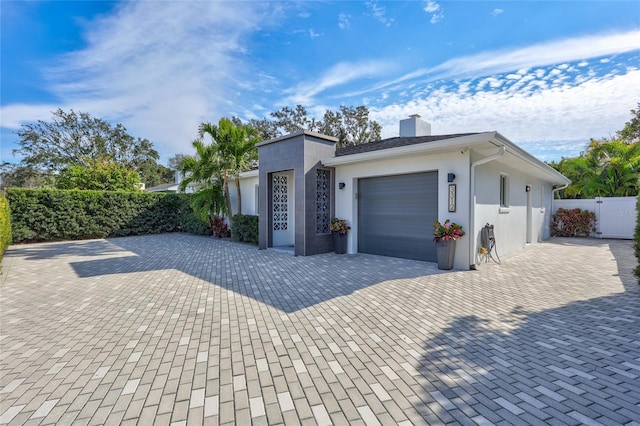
[366,1,394,27]
[338,13,351,29]
[370,69,640,160]
[345,30,640,98]
[491,8,504,17]
[424,1,444,24]
[282,61,393,105]
[0,1,276,158]
[426,30,640,81]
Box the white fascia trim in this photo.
[256,130,338,148]
[239,170,259,179]
[494,132,570,185]
[322,132,496,167]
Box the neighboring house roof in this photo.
[146,183,179,192]
[335,133,479,156]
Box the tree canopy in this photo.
[15,108,160,173]
[55,156,141,191]
[550,105,640,198]
[7,108,173,190]
[236,104,381,148]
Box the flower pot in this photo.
[436,239,456,270]
[332,232,348,254]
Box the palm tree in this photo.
[199,118,260,225]
[587,139,640,197]
[179,140,226,227]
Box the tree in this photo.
[617,103,640,144]
[549,106,640,198]
[136,160,174,187]
[199,118,259,223]
[167,154,188,172]
[179,140,226,228]
[237,104,381,148]
[55,156,141,191]
[0,163,53,189]
[14,108,161,173]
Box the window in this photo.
[316,169,331,234]
[500,174,509,208]
[255,185,259,213]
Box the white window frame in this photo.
[499,173,510,213]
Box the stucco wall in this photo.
[474,159,553,266]
[229,174,259,217]
[333,149,471,269]
[303,136,337,255]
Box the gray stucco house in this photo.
[230,115,570,270]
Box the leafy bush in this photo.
[232,214,259,244]
[551,208,597,237]
[0,192,11,262]
[211,216,230,238]
[635,193,640,279]
[6,188,210,243]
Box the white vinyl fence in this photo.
[552,197,637,239]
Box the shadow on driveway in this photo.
[413,239,640,424]
[67,233,444,313]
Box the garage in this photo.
[358,171,438,261]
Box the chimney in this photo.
[399,114,431,137]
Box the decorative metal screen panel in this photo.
[316,169,330,234]
[272,175,288,231]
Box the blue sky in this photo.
[1,1,639,166]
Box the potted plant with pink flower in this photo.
[330,218,350,254]
[433,219,465,269]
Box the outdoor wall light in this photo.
[339,182,346,190]
[525,185,532,192]
[447,173,456,183]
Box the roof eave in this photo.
[322,132,497,166]
[256,130,338,148]
[494,132,571,185]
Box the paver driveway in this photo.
[1,234,638,425]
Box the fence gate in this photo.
[553,196,636,239]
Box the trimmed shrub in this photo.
[6,188,210,243]
[635,193,640,279]
[232,214,259,244]
[551,208,597,237]
[0,192,11,262]
[175,194,212,236]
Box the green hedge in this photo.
[6,188,210,243]
[232,214,259,244]
[635,193,640,279]
[0,192,11,262]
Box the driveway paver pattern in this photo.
[0,234,638,425]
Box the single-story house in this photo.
[229,115,570,270]
[146,172,196,193]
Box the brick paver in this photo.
[1,234,638,425]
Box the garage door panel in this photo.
[358,172,438,262]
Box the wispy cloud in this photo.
[282,61,393,105]
[424,1,444,24]
[365,1,394,27]
[1,2,277,157]
[344,30,640,97]
[491,8,504,17]
[426,30,640,80]
[370,69,640,160]
[338,13,351,30]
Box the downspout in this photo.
[469,145,506,270]
[551,182,569,217]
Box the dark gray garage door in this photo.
[358,172,438,261]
